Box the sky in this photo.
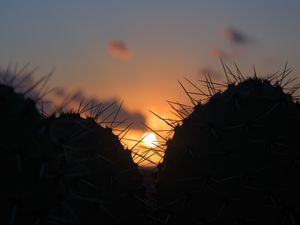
[1,0,300,165]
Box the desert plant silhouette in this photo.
[0,68,149,225]
[156,61,300,225]
[1,61,300,225]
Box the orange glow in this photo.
[142,132,158,148]
[117,128,166,167]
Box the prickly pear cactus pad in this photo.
[157,67,300,225]
[0,83,55,225]
[43,112,147,225]
[0,83,43,148]
[0,73,146,224]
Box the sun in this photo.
[142,132,158,148]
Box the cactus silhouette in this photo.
[0,69,147,225]
[2,62,300,225]
[157,63,300,225]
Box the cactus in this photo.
[157,64,300,225]
[4,61,300,225]
[0,69,147,225]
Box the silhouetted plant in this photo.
[3,61,300,225]
[156,61,300,225]
[0,68,148,225]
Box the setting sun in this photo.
[142,132,158,148]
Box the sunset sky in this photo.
[1,0,300,165]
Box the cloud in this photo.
[86,98,147,131]
[101,99,146,130]
[50,89,146,131]
[107,40,132,61]
[71,90,84,102]
[210,27,255,58]
[63,92,147,131]
[210,47,229,58]
[53,87,66,97]
[223,27,253,45]
[0,68,146,131]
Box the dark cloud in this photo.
[101,99,146,131]
[223,27,253,45]
[60,91,146,131]
[210,27,255,59]
[107,40,132,61]
[71,90,84,102]
[53,87,66,97]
